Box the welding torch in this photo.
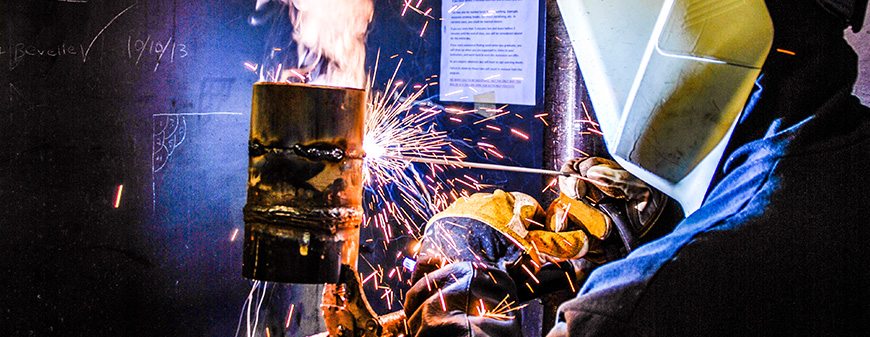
[381,154,605,186]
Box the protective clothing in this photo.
[560,158,661,233]
[404,1,870,335]
[415,190,609,273]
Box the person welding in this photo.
[403,0,870,336]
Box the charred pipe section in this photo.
[243,83,365,284]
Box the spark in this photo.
[244,61,259,72]
[448,3,465,13]
[402,0,411,16]
[113,184,124,208]
[566,271,576,293]
[438,288,447,311]
[289,69,307,81]
[477,294,527,320]
[525,282,535,294]
[510,129,530,140]
[444,89,462,97]
[521,264,540,284]
[230,228,240,242]
[573,147,590,157]
[359,53,474,309]
[420,21,429,37]
[542,177,558,193]
[473,111,511,125]
[285,304,295,329]
[576,118,600,127]
[477,142,496,149]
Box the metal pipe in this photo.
[541,0,607,334]
[243,82,365,284]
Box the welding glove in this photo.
[405,190,610,337]
[414,190,609,299]
[405,261,523,337]
[558,157,683,250]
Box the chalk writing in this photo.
[5,3,136,70]
[82,2,137,63]
[128,35,189,71]
[152,114,187,174]
[150,112,243,209]
[4,42,82,69]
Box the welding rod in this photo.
[383,154,602,185]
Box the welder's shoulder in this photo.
[549,101,870,336]
[550,228,701,337]
[620,101,870,335]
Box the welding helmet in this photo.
[558,0,773,214]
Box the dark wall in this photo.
[0,0,546,336]
[1,1,261,336]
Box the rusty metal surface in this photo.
[322,265,408,337]
[243,83,365,284]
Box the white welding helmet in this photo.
[558,0,774,214]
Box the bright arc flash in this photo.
[363,135,387,159]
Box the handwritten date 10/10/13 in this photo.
[127,35,189,72]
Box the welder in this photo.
[404,0,870,336]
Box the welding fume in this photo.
[241,0,870,336]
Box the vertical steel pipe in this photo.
[542,0,606,206]
[541,0,607,334]
[243,83,365,284]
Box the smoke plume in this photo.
[278,0,373,89]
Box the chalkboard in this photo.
[0,1,547,336]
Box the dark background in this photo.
[1,1,868,336]
[0,0,547,336]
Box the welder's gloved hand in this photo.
[415,190,599,272]
[405,262,523,337]
[558,157,673,239]
[413,189,611,302]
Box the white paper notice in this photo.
[441,0,540,106]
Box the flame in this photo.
[274,0,373,88]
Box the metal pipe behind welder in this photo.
[243,82,365,284]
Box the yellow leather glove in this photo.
[419,190,610,270]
